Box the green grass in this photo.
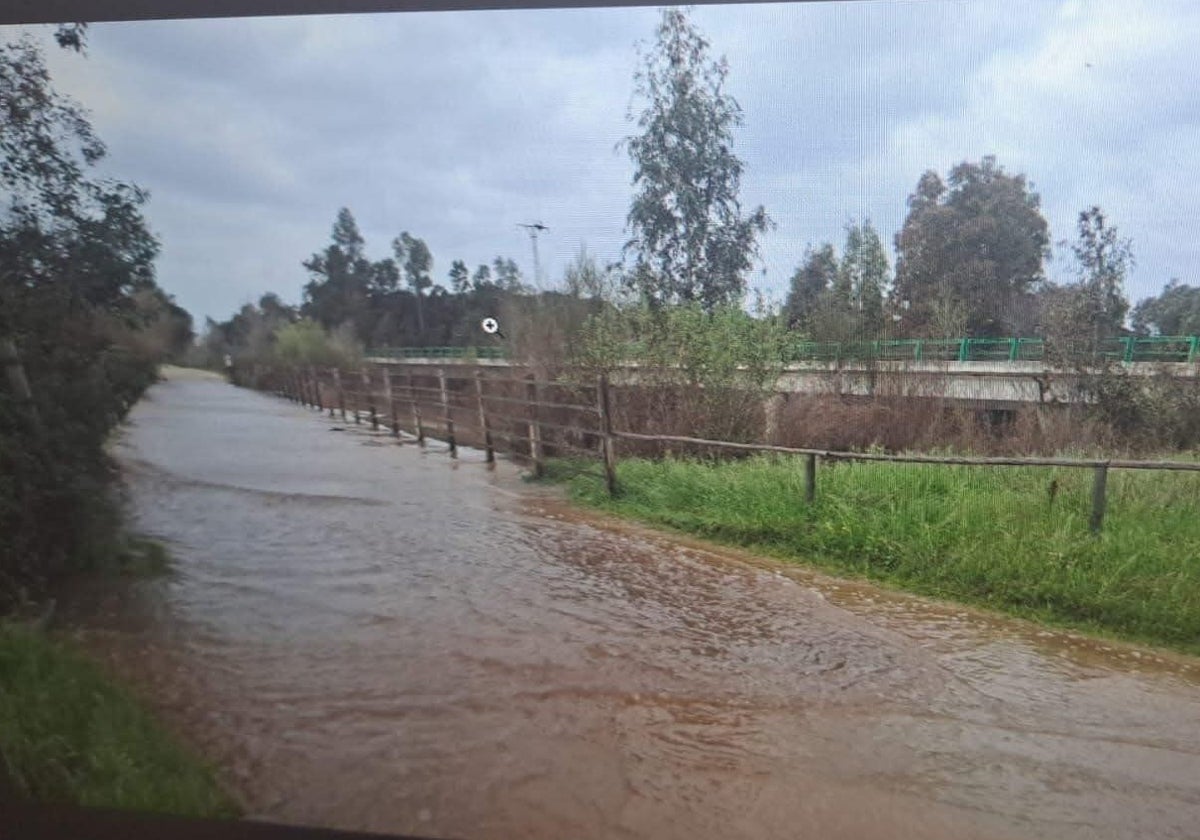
[550,455,1200,654]
[115,536,173,578]
[0,622,239,817]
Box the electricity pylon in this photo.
[517,222,548,287]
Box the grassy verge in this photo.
[0,622,239,817]
[545,455,1200,655]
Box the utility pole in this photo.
[517,222,548,288]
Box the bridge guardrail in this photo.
[371,336,1200,365]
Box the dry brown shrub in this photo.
[332,360,1145,465]
[773,394,1118,456]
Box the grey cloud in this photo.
[13,0,1200,323]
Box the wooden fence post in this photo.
[1090,462,1109,535]
[363,368,378,431]
[438,367,456,458]
[325,368,336,417]
[406,371,425,445]
[332,368,346,421]
[309,367,323,411]
[597,374,617,496]
[381,366,399,436]
[474,370,495,464]
[526,374,544,478]
[303,369,315,408]
[804,453,817,504]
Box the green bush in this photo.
[571,301,786,442]
[271,318,362,369]
[0,623,238,815]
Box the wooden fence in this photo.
[262,363,1200,535]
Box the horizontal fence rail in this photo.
[372,346,507,360]
[253,361,1200,535]
[371,335,1200,365]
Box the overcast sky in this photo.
[9,0,1200,326]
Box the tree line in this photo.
[203,7,1198,372]
[197,205,548,370]
[784,158,1165,349]
[1,26,195,606]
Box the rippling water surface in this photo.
[62,370,1200,840]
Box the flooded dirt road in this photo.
[63,370,1200,839]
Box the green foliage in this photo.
[563,245,622,302]
[647,302,785,391]
[1069,368,1200,450]
[622,8,772,310]
[271,318,362,369]
[1035,209,1183,448]
[288,206,535,349]
[573,300,785,441]
[115,536,172,577]
[0,623,238,815]
[300,209,377,343]
[562,455,1200,653]
[448,259,470,295]
[785,244,836,330]
[1132,279,1200,336]
[1,33,188,602]
[195,293,296,373]
[491,256,525,293]
[576,301,783,385]
[1041,206,1133,354]
[790,221,890,343]
[835,219,888,338]
[893,157,1050,337]
[925,290,969,338]
[393,231,433,334]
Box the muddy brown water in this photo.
[58,369,1200,840]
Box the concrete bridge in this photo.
[367,350,1200,409]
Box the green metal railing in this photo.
[371,336,1200,365]
[780,335,1200,364]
